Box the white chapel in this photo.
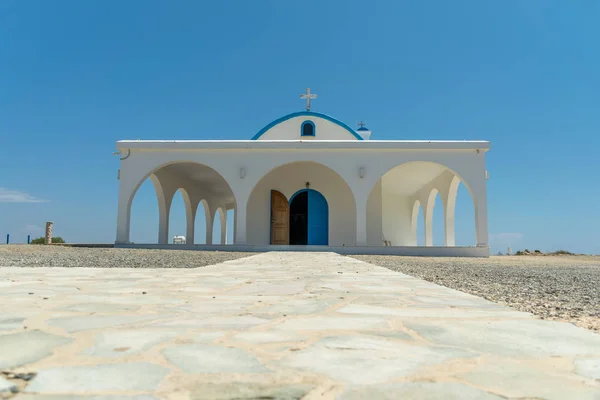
[115,90,491,257]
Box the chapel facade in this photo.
[114,90,490,257]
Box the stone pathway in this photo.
[1,252,599,399]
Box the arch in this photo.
[246,161,356,246]
[367,161,475,203]
[168,188,193,244]
[125,161,236,245]
[251,111,364,140]
[373,161,477,247]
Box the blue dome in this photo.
[357,126,370,131]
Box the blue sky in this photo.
[1,1,599,254]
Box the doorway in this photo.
[270,189,329,246]
[289,191,308,245]
[289,189,328,245]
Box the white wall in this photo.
[246,162,356,246]
[381,191,412,246]
[256,116,359,141]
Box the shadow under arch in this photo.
[246,160,357,246]
[126,160,236,244]
[369,160,476,247]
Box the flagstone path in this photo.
[1,252,599,399]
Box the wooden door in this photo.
[270,190,289,245]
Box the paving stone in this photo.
[337,304,528,319]
[459,361,600,400]
[153,316,268,329]
[82,330,179,357]
[275,316,389,331]
[190,332,226,343]
[362,330,414,341]
[16,396,157,400]
[0,376,17,394]
[575,358,600,380]
[257,298,331,315]
[162,344,268,373]
[188,383,314,400]
[0,316,25,331]
[232,331,305,344]
[339,382,505,400]
[47,315,162,333]
[410,295,505,308]
[0,330,72,369]
[279,336,474,384]
[227,282,306,296]
[25,363,168,393]
[58,303,140,313]
[406,319,600,357]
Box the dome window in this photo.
[301,120,315,136]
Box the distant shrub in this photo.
[515,250,524,255]
[534,249,541,254]
[30,236,66,245]
[551,249,574,256]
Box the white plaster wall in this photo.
[246,162,356,246]
[366,179,382,246]
[256,116,359,141]
[381,191,412,246]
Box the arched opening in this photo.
[289,189,329,245]
[125,162,235,245]
[369,161,476,247]
[168,189,188,243]
[246,161,354,246]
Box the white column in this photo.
[115,179,134,244]
[422,190,437,247]
[150,174,172,245]
[234,191,249,245]
[444,176,460,247]
[355,195,368,246]
[220,208,226,245]
[205,202,213,245]
[186,199,198,245]
[473,183,489,247]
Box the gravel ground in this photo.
[352,254,600,332]
[0,245,255,268]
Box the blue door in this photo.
[307,190,328,245]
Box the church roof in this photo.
[251,111,364,140]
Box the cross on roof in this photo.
[300,88,317,111]
[358,121,367,128]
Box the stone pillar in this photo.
[45,221,53,245]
